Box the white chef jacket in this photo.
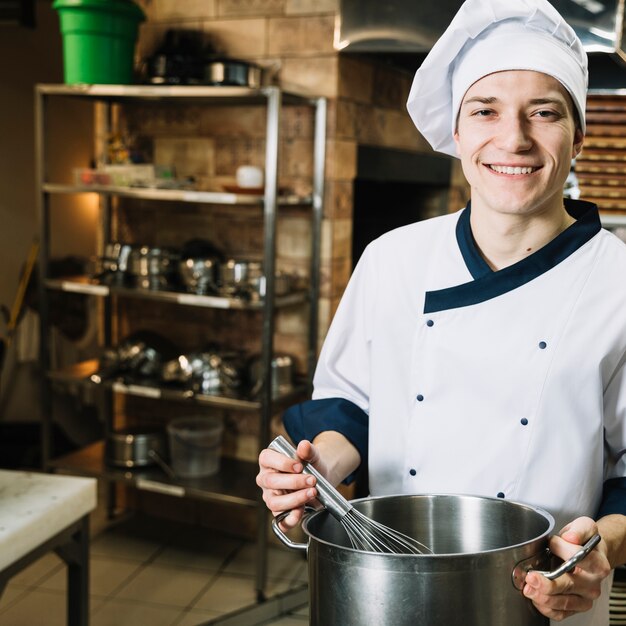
[288,200,626,626]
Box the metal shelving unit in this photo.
[35,83,326,604]
[601,213,626,229]
[42,182,312,206]
[48,358,310,411]
[48,441,260,505]
[45,275,309,309]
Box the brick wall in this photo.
[111,1,460,465]
[130,0,442,341]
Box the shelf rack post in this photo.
[35,86,52,471]
[308,97,327,391]
[255,85,281,602]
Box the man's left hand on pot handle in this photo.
[523,516,618,621]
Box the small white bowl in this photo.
[236,165,264,189]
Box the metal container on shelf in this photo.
[178,238,224,295]
[247,353,295,397]
[221,259,263,296]
[91,331,180,383]
[127,245,179,290]
[161,350,243,394]
[204,58,265,88]
[178,257,220,294]
[247,270,295,300]
[167,416,224,477]
[105,427,166,468]
[102,242,132,273]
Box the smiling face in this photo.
[453,70,584,220]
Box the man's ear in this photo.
[572,127,584,159]
[453,131,462,158]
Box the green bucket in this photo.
[53,0,145,84]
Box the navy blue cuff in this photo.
[597,477,626,519]
[282,397,369,485]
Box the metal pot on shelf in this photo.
[102,242,132,273]
[178,257,220,294]
[247,353,295,398]
[221,258,263,297]
[249,270,295,299]
[90,241,132,284]
[90,331,180,383]
[161,350,243,394]
[127,245,179,290]
[178,239,224,295]
[105,427,167,468]
[144,29,206,85]
[204,58,265,88]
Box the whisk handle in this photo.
[268,435,353,520]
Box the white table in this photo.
[0,471,96,626]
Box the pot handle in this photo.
[512,533,601,590]
[271,511,308,552]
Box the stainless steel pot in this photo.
[105,428,166,468]
[204,59,264,87]
[90,331,180,383]
[102,242,132,273]
[178,257,220,294]
[128,246,178,275]
[272,494,598,626]
[221,259,263,295]
[221,259,263,289]
[248,271,294,300]
[248,353,295,397]
[161,351,243,394]
[127,246,179,289]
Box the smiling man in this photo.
[257,1,626,624]
[455,70,583,270]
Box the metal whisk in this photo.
[269,435,432,555]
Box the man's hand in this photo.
[256,431,361,531]
[522,517,611,621]
[256,439,322,531]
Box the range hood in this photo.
[336,0,626,88]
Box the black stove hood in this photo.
[336,0,626,89]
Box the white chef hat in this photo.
[406,0,588,158]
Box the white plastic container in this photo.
[167,416,223,478]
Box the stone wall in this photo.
[109,1,465,468]
[130,0,447,344]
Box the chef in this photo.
[256,0,626,623]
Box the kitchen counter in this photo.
[0,470,96,626]
[0,470,96,571]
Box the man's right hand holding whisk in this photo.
[256,431,361,531]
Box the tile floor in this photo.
[0,514,309,626]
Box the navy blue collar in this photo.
[424,199,602,314]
